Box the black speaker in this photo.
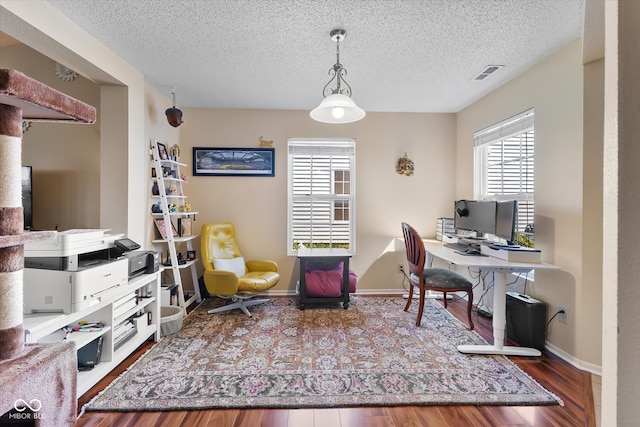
[506,292,547,351]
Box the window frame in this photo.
[474,109,535,244]
[331,169,350,224]
[287,138,356,255]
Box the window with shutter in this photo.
[288,139,356,255]
[474,109,535,246]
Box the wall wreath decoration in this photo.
[396,153,414,176]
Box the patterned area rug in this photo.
[84,296,561,411]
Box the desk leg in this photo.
[457,270,541,357]
[342,257,350,309]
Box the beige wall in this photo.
[581,57,604,372]
[0,41,179,242]
[1,0,149,243]
[5,0,624,383]
[179,109,457,292]
[602,1,640,424]
[0,43,101,230]
[456,40,602,368]
[9,1,640,422]
[144,83,180,247]
[0,32,459,296]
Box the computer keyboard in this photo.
[443,242,476,251]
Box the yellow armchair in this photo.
[200,222,279,317]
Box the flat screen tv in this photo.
[453,200,497,237]
[22,166,33,230]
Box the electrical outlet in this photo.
[399,265,405,273]
[558,306,568,324]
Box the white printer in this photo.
[23,229,129,314]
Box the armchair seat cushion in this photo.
[238,271,280,294]
[410,268,472,289]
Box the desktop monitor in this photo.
[495,200,518,244]
[453,200,497,237]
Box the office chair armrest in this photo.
[246,260,278,272]
[203,270,240,295]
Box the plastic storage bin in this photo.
[160,305,183,337]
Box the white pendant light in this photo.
[310,29,366,124]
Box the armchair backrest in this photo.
[200,223,244,271]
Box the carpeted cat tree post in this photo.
[0,68,96,426]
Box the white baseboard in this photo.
[545,341,602,376]
[267,289,409,297]
[402,290,453,300]
[268,289,459,299]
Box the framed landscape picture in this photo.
[192,147,275,177]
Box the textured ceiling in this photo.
[46,0,585,113]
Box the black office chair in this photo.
[401,222,474,330]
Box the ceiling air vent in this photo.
[472,65,504,81]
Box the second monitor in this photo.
[453,199,517,243]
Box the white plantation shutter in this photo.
[474,109,535,238]
[288,139,356,255]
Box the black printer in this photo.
[124,250,159,278]
[110,238,159,278]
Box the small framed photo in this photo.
[157,142,169,160]
[177,218,192,237]
[192,147,275,177]
[186,250,196,261]
[154,218,178,239]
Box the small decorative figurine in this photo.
[259,136,273,147]
[170,144,180,161]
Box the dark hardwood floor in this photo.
[76,297,595,427]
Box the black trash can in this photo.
[506,292,547,351]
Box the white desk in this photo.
[423,241,560,357]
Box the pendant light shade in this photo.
[310,29,365,124]
[310,93,366,124]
